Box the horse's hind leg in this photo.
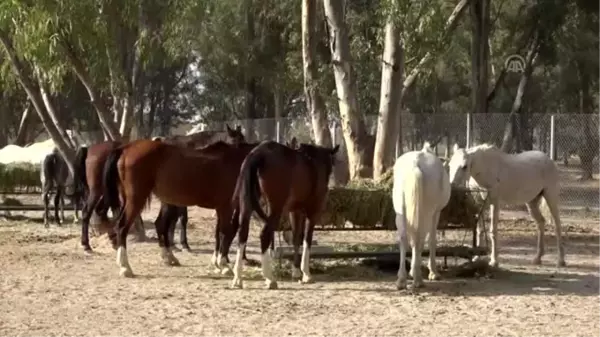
[395,213,408,290]
[115,196,147,278]
[543,188,566,267]
[230,208,252,289]
[81,192,102,252]
[290,211,306,280]
[299,212,319,284]
[526,194,546,265]
[42,189,50,228]
[427,210,441,281]
[53,189,62,225]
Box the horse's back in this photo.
[393,150,450,210]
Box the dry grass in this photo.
[0,198,598,337]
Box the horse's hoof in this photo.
[291,267,302,280]
[396,279,407,290]
[265,280,278,290]
[428,272,441,281]
[532,257,542,265]
[411,280,424,289]
[230,278,243,289]
[170,258,181,267]
[119,268,134,278]
[301,275,314,284]
[221,268,233,276]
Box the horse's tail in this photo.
[234,151,268,221]
[73,146,89,197]
[102,147,124,212]
[41,152,57,188]
[404,164,424,233]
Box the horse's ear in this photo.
[225,124,234,134]
[289,137,298,149]
[453,143,460,152]
[331,144,340,155]
[235,125,242,132]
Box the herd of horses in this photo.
[38,124,567,290]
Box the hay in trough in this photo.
[0,162,41,192]
[261,167,484,232]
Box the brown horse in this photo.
[222,139,339,289]
[74,125,245,253]
[101,139,258,277]
[152,124,245,251]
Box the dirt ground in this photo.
[0,198,598,337]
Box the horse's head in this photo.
[297,143,340,178]
[448,143,471,186]
[225,124,246,145]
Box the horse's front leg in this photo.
[179,207,191,252]
[489,202,500,268]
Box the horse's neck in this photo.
[469,150,504,189]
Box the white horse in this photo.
[392,144,451,289]
[447,143,566,268]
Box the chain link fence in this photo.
[188,113,597,214]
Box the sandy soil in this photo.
[0,201,598,337]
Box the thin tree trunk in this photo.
[14,103,34,146]
[39,82,75,148]
[60,39,121,140]
[500,33,539,152]
[0,31,76,171]
[323,0,371,179]
[373,18,404,179]
[303,0,332,147]
[470,0,490,115]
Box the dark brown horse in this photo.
[222,139,338,289]
[101,139,258,277]
[74,125,245,253]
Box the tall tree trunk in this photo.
[303,0,332,147]
[373,18,404,179]
[14,103,34,146]
[0,31,76,172]
[470,0,490,115]
[323,0,371,179]
[500,33,539,152]
[576,61,598,180]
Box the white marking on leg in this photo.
[300,240,312,284]
[210,251,218,268]
[428,213,440,281]
[219,254,232,275]
[261,250,277,289]
[231,244,245,289]
[116,246,133,277]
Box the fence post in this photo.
[331,121,337,146]
[550,114,556,160]
[466,113,472,148]
[276,119,281,143]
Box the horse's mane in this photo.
[467,143,499,154]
